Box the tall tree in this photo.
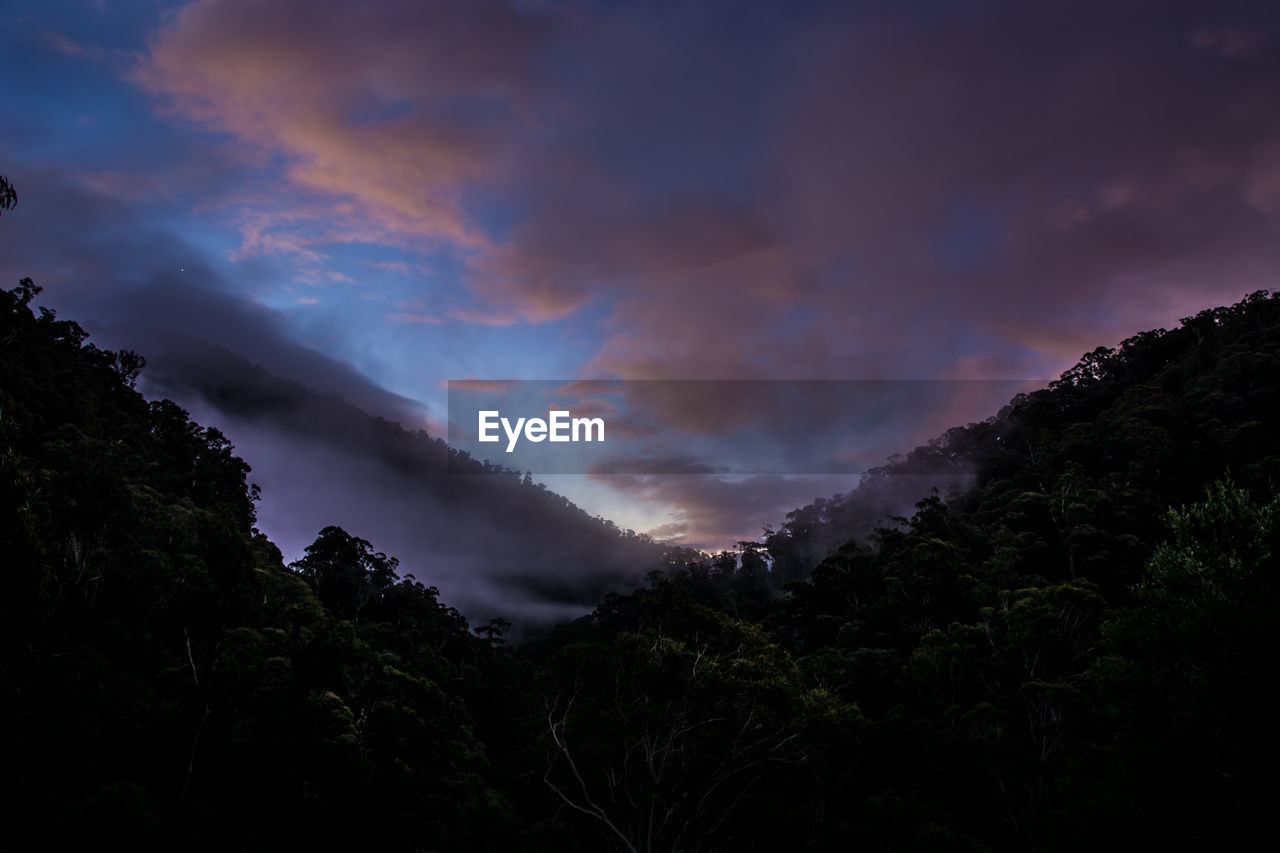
[0,174,15,215]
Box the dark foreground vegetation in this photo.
[4,247,1279,847]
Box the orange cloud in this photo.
[134,0,555,262]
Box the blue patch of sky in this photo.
[945,324,1056,380]
[463,190,525,243]
[421,91,513,132]
[270,247,610,416]
[776,305,819,340]
[163,218,243,273]
[347,96,414,128]
[2,7,215,179]
[319,311,601,418]
[932,199,1003,274]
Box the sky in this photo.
[3,0,1280,569]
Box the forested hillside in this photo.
[107,325,664,622]
[762,291,1280,591]
[0,276,527,848]
[3,264,1279,849]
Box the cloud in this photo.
[57,0,1280,385]
[133,0,558,257]
[475,0,1280,384]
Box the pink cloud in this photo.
[134,0,557,259]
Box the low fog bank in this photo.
[84,321,999,628]
[89,323,664,625]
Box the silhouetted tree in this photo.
[0,174,15,215]
[289,525,399,620]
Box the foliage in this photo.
[1087,482,1280,848]
[529,584,861,851]
[0,276,515,849]
[0,174,15,215]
